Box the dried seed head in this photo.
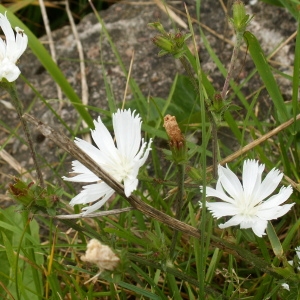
[163,115,185,149]
[81,239,120,272]
[163,114,186,163]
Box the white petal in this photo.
[123,176,138,197]
[256,203,294,220]
[0,38,6,60]
[242,160,263,200]
[114,109,142,159]
[135,139,153,166]
[91,116,118,159]
[62,173,99,183]
[0,58,20,82]
[206,202,238,218]
[70,160,95,174]
[201,186,236,204]
[75,138,104,165]
[12,27,28,61]
[81,189,115,215]
[252,168,283,204]
[69,182,113,205]
[250,219,267,237]
[219,214,245,228]
[218,164,244,200]
[62,160,100,182]
[257,185,293,210]
[236,217,267,237]
[0,13,16,56]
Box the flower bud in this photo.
[152,35,173,53]
[230,0,253,33]
[163,115,186,163]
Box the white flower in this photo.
[63,109,152,215]
[0,12,28,82]
[281,283,290,291]
[200,159,294,237]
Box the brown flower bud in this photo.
[163,115,185,149]
[163,115,186,163]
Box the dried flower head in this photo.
[163,115,184,149]
[81,239,120,272]
[163,114,186,162]
[81,239,120,284]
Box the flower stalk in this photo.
[163,115,186,259]
[221,0,253,99]
[169,163,185,260]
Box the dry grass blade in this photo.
[0,148,35,181]
[65,0,91,143]
[38,0,63,104]
[153,0,187,29]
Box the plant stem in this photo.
[221,31,243,100]
[2,82,45,188]
[179,55,218,177]
[169,163,185,260]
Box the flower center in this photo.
[237,196,258,216]
[108,153,133,183]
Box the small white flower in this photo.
[281,283,290,291]
[0,12,28,82]
[249,0,258,5]
[63,109,152,215]
[200,159,293,237]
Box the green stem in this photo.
[221,31,243,100]
[179,55,218,177]
[169,163,185,260]
[1,82,45,188]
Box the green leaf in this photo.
[118,281,161,299]
[244,31,289,123]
